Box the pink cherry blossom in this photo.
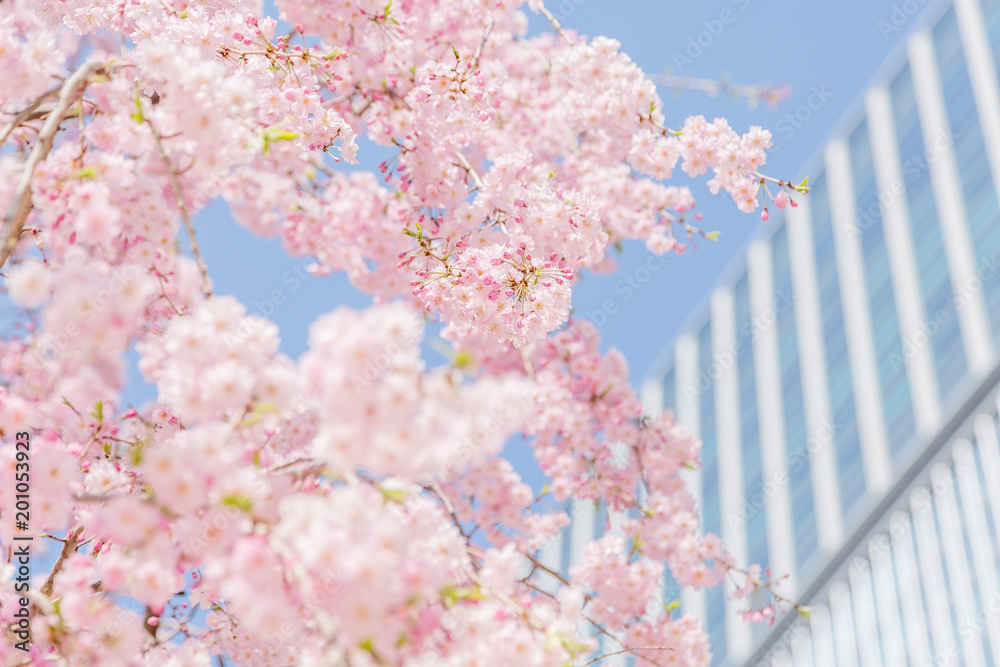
[0,0,803,664]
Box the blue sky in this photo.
[120,0,934,489]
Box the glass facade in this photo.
[555,1,1000,664]
[662,366,676,418]
[698,322,728,663]
[809,174,867,516]
[888,63,968,412]
[772,224,819,571]
[935,8,1000,353]
[734,276,768,572]
[987,0,1000,70]
[848,119,917,450]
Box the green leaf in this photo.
[359,638,375,654]
[663,600,681,613]
[379,485,408,505]
[90,400,103,424]
[222,494,253,512]
[440,584,459,607]
[798,605,814,618]
[704,230,720,242]
[131,95,144,124]
[453,349,473,369]
[539,482,550,497]
[554,634,592,655]
[72,166,98,180]
[440,584,484,607]
[130,440,145,465]
[261,123,300,155]
[268,129,300,142]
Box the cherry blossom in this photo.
[0,0,810,665]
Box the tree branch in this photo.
[580,646,673,667]
[538,4,574,47]
[454,151,485,191]
[0,85,62,150]
[470,18,494,71]
[146,118,212,297]
[0,61,105,271]
[40,526,83,597]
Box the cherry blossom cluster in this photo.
[445,456,570,551]
[0,0,806,664]
[299,302,533,478]
[412,242,574,348]
[570,535,665,629]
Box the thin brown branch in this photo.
[521,579,669,667]
[580,646,674,667]
[0,61,105,271]
[454,151,485,191]
[156,274,184,316]
[40,526,82,597]
[0,85,62,149]
[470,18,494,71]
[538,4,574,46]
[146,118,212,297]
[522,550,572,587]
